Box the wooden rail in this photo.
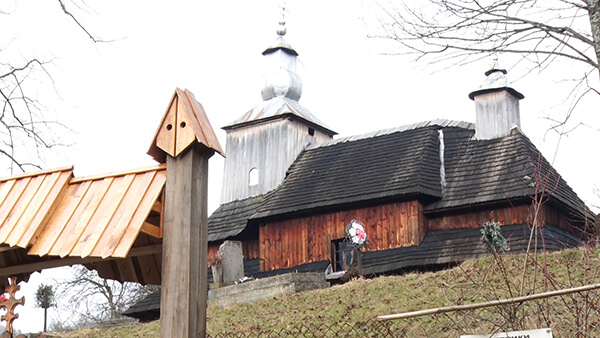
[378,283,600,321]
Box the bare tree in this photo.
[55,265,159,324]
[377,0,599,73]
[0,0,105,174]
[375,0,600,125]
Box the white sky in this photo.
[1,0,599,333]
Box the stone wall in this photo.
[208,272,329,308]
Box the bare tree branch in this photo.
[57,0,104,43]
[55,265,159,323]
[375,0,599,73]
[374,0,600,133]
[0,2,106,174]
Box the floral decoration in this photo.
[346,219,367,249]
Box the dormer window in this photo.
[249,168,259,186]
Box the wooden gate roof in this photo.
[0,164,166,287]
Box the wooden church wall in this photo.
[427,204,533,231]
[427,202,579,235]
[259,200,425,272]
[258,200,582,273]
[540,204,584,234]
[221,118,332,204]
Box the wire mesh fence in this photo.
[207,318,402,337]
[207,285,600,337]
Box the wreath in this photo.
[345,220,367,249]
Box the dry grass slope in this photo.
[59,247,600,337]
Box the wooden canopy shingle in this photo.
[0,167,73,249]
[0,164,167,288]
[28,164,166,259]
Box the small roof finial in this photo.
[491,54,499,70]
[277,20,287,37]
[485,54,506,77]
[468,56,524,101]
[277,3,288,37]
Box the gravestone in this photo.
[218,240,244,284]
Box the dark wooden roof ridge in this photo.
[515,129,594,221]
[309,119,474,150]
[362,224,580,275]
[122,290,161,317]
[207,192,273,242]
[253,125,445,220]
[222,112,337,136]
[425,128,594,222]
[223,97,337,136]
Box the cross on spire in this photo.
[277,2,288,37]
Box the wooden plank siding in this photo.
[220,118,332,204]
[427,204,533,231]
[540,204,586,235]
[427,203,581,236]
[259,200,425,272]
[258,200,582,273]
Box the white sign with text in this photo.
[461,328,552,338]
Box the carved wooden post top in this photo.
[148,88,224,163]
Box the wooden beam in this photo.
[127,244,162,256]
[378,282,600,321]
[159,189,165,238]
[0,244,162,277]
[152,200,162,214]
[0,246,21,253]
[141,221,162,238]
[161,145,210,338]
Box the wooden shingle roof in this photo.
[425,127,591,220]
[29,165,166,258]
[208,193,270,241]
[253,126,444,219]
[0,167,73,249]
[208,121,593,241]
[0,165,166,288]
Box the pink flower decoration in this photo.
[355,227,365,240]
[0,294,7,302]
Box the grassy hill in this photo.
[60,247,600,337]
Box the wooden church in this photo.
[0,16,592,333]
[204,21,594,280]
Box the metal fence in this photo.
[207,319,401,337]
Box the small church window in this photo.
[249,168,259,186]
[308,127,315,136]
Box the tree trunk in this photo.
[43,307,47,332]
[589,0,600,76]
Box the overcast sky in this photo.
[2,0,599,333]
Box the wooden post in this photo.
[148,88,223,338]
[161,144,211,337]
